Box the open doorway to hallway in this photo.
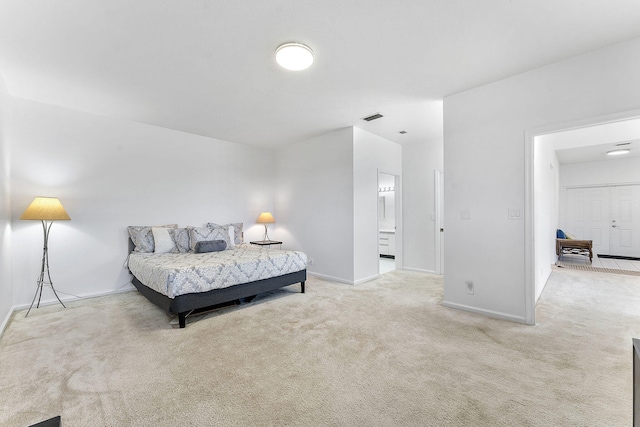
[525,110,640,325]
[530,113,640,314]
[378,172,397,274]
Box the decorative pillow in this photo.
[152,227,176,253]
[194,240,227,253]
[565,232,576,240]
[169,228,191,253]
[207,222,243,244]
[207,223,231,247]
[128,224,177,253]
[188,226,230,251]
[556,229,566,239]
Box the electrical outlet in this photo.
[308,258,314,265]
[466,280,474,295]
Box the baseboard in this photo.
[403,267,437,274]
[12,283,136,311]
[354,274,379,285]
[441,300,527,324]
[0,306,14,338]
[307,271,354,285]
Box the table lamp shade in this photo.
[20,197,70,221]
[256,212,275,224]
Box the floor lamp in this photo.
[20,197,71,317]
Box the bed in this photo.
[127,229,307,328]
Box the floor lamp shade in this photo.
[20,197,71,221]
[20,197,70,316]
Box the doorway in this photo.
[378,172,397,274]
[565,184,640,257]
[526,109,640,325]
[435,170,444,275]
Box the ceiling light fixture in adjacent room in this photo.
[606,149,631,156]
[275,43,314,71]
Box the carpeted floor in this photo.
[1,268,638,426]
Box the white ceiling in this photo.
[2,1,640,149]
[539,117,640,164]
[556,140,640,164]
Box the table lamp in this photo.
[256,212,275,242]
[20,197,70,316]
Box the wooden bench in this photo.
[556,238,593,262]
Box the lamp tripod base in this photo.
[25,279,66,317]
[25,220,66,317]
[261,224,271,242]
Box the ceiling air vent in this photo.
[362,113,383,122]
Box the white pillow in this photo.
[152,227,176,253]
[227,225,235,248]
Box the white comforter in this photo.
[128,244,308,298]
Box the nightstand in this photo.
[250,240,282,249]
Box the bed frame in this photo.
[128,239,306,328]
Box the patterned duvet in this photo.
[128,244,308,298]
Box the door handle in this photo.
[612,225,617,228]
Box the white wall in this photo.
[0,73,13,332]
[274,126,401,284]
[353,127,401,283]
[402,138,443,273]
[443,36,640,323]
[533,138,560,302]
[9,98,274,306]
[560,157,640,189]
[274,127,355,283]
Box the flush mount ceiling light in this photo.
[607,149,631,156]
[275,42,314,71]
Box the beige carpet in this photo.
[1,268,638,426]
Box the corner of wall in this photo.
[0,71,15,336]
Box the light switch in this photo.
[508,208,522,220]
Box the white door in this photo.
[610,185,640,256]
[435,170,444,275]
[566,187,610,255]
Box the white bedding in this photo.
[128,244,308,298]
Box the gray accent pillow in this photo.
[194,240,227,253]
[188,226,230,251]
